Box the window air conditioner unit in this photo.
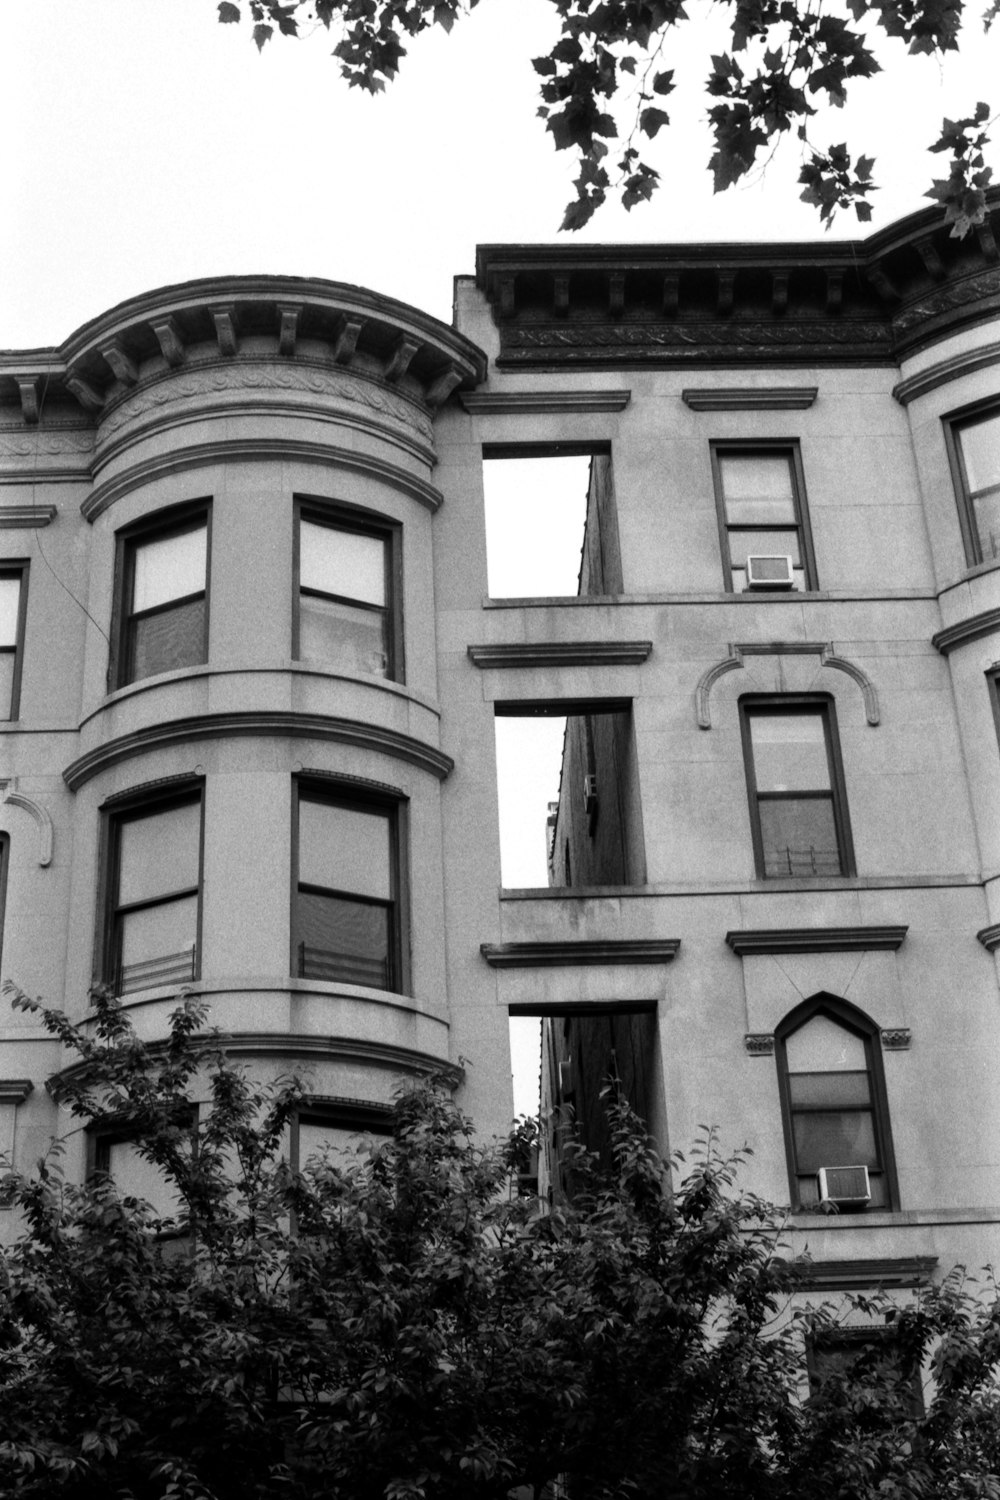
[582,775,599,816]
[745,554,795,589]
[817,1164,871,1208]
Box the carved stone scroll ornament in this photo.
[96,361,434,444]
[0,779,53,866]
[695,642,880,729]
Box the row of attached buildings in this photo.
[1,198,1000,1349]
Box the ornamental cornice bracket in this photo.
[151,316,185,368]
[210,304,239,357]
[384,336,421,384]
[276,303,301,358]
[425,364,463,409]
[16,377,40,424]
[65,371,104,415]
[0,779,53,866]
[332,316,364,365]
[695,641,879,728]
[99,339,139,387]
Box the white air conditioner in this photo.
[582,775,599,816]
[817,1164,871,1207]
[745,554,795,589]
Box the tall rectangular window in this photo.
[104,788,203,994]
[948,404,1000,565]
[293,783,402,991]
[741,698,853,877]
[295,503,399,679]
[115,507,209,688]
[0,563,28,719]
[712,444,815,591]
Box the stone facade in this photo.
[2,199,1000,1300]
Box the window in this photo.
[0,563,28,719]
[292,782,404,991]
[808,1328,923,1415]
[293,1102,393,1172]
[740,697,854,878]
[294,502,400,679]
[776,997,897,1212]
[947,403,1000,565]
[90,1125,191,1222]
[113,506,209,688]
[712,444,816,591]
[102,786,203,994]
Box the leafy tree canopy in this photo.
[215,0,996,233]
[2,984,1000,1498]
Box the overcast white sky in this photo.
[1,0,996,1115]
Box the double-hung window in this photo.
[114,506,209,688]
[0,563,28,719]
[808,1328,923,1414]
[293,782,403,991]
[103,787,203,994]
[712,444,816,591]
[776,998,896,1212]
[740,697,854,878]
[295,502,399,679]
[947,403,1000,565]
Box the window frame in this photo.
[739,694,855,879]
[710,440,817,593]
[0,561,29,721]
[806,1326,924,1415]
[944,397,1000,568]
[290,776,408,994]
[97,779,206,996]
[291,1100,394,1173]
[109,501,211,691]
[775,995,899,1214]
[292,497,403,682]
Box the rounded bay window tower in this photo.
[0,278,491,1189]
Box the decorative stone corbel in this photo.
[0,779,53,867]
[880,1028,911,1050]
[744,1034,775,1056]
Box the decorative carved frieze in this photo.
[892,267,1000,334]
[95,360,434,445]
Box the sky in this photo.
[2,0,996,1115]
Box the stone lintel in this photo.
[480,939,680,968]
[0,505,57,528]
[726,925,908,955]
[932,608,1000,655]
[468,641,652,669]
[682,387,817,411]
[460,390,631,415]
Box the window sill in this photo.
[788,1207,1000,1229]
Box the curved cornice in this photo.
[81,436,443,521]
[932,607,1000,655]
[0,274,487,424]
[695,642,880,728]
[893,339,1000,405]
[476,194,1000,369]
[62,711,455,790]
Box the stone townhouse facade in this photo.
[1,199,1000,1325]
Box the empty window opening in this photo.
[494,702,642,890]
[482,447,620,598]
[532,1004,660,1203]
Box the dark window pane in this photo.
[297,890,389,988]
[758,796,840,876]
[793,1110,878,1170]
[130,596,206,681]
[789,1071,872,1108]
[299,594,388,676]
